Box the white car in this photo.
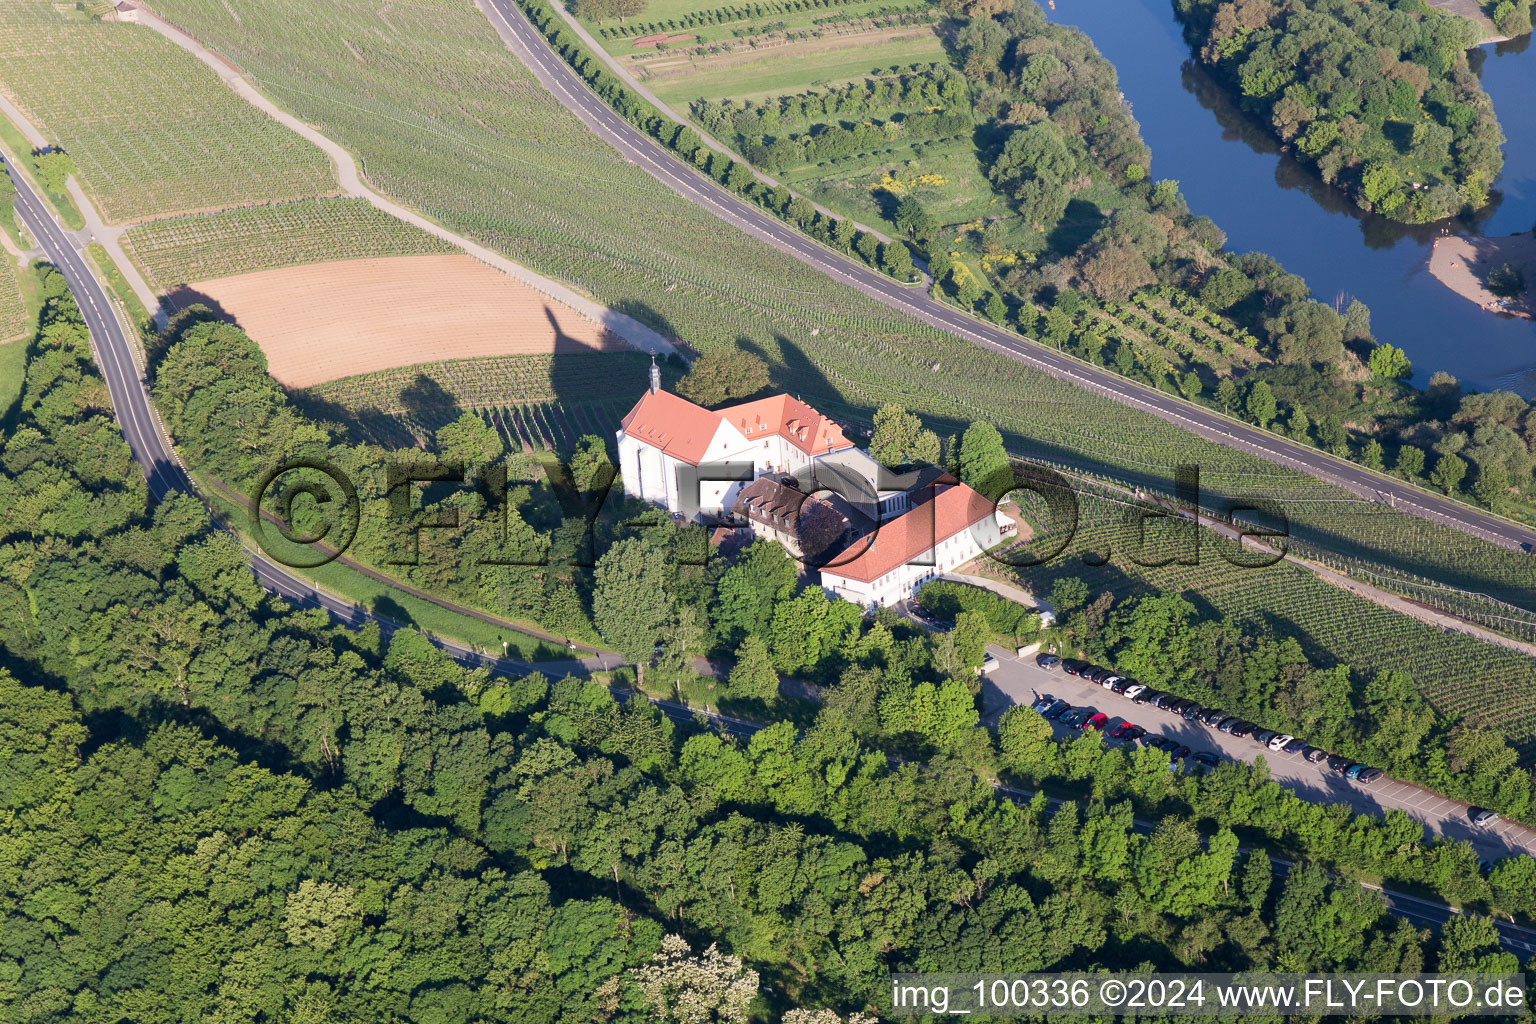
[1268,734,1294,752]
[1101,675,1122,690]
[1123,684,1147,699]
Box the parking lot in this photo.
[979,644,1536,861]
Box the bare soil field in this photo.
[1429,232,1536,320]
[169,253,626,388]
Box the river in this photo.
[1045,0,1536,397]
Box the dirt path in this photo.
[1425,0,1508,43]
[532,0,894,245]
[0,88,165,324]
[1429,232,1536,318]
[65,177,167,328]
[0,91,47,150]
[965,474,1536,660]
[122,9,678,357]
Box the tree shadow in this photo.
[1046,197,1106,255]
[370,594,417,631]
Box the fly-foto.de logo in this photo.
[247,455,1290,573]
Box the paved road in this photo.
[10,95,1536,952]
[477,0,1536,556]
[979,645,1536,862]
[1,149,621,676]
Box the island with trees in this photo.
[1173,0,1504,223]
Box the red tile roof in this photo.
[619,389,728,466]
[720,394,853,456]
[824,483,995,583]
[620,388,855,464]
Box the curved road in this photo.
[476,0,1536,555]
[1,150,618,679]
[7,103,1536,951]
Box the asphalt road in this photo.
[476,0,1536,556]
[0,152,624,681]
[980,644,1536,862]
[7,103,1535,948]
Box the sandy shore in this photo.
[1428,231,1536,319]
[1425,0,1510,43]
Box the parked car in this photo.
[1084,712,1109,731]
[1229,721,1255,738]
[1200,708,1228,727]
[1209,715,1238,731]
[1124,684,1148,699]
[1253,729,1278,746]
[1471,807,1501,828]
[1100,674,1122,690]
[1192,751,1221,768]
[1345,763,1365,779]
[1268,734,1294,752]
[1217,718,1240,734]
[1168,745,1191,761]
[1110,721,1140,739]
[1062,660,1088,676]
[1083,668,1110,684]
[1110,677,1134,694]
[1152,693,1180,710]
[1143,736,1174,751]
[1302,747,1329,763]
[1326,755,1354,774]
[1282,737,1308,754]
[1356,767,1384,784]
[1043,699,1072,720]
[1181,704,1205,722]
[1030,694,1057,713]
[1036,653,1061,670]
[1131,688,1160,705]
[1063,707,1096,727]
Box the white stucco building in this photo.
[617,367,1013,606]
[820,483,1012,609]
[617,361,856,518]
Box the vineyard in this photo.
[1086,289,1266,380]
[292,351,673,451]
[144,0,1536,671]
[0,260,29,344]
[989,490,1536,753]
[0,1,336,222]
[122,199,454,290]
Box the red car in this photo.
[1084,712,1110,731]
[1109,721,1139,739]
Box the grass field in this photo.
[122,198,454,289]
[589,0,930,47]
[781,138,1000,239]
[145,0,1536,750]
[0,0,336,222]
[646,29,944,103]
[85,243,155,333]
[198,479,571,660]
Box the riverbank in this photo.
[1425,0,1510,44]
[1428,231,1536,319]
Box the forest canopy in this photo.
[1173,0,1503,223]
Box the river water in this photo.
[1045,0,1536,396]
